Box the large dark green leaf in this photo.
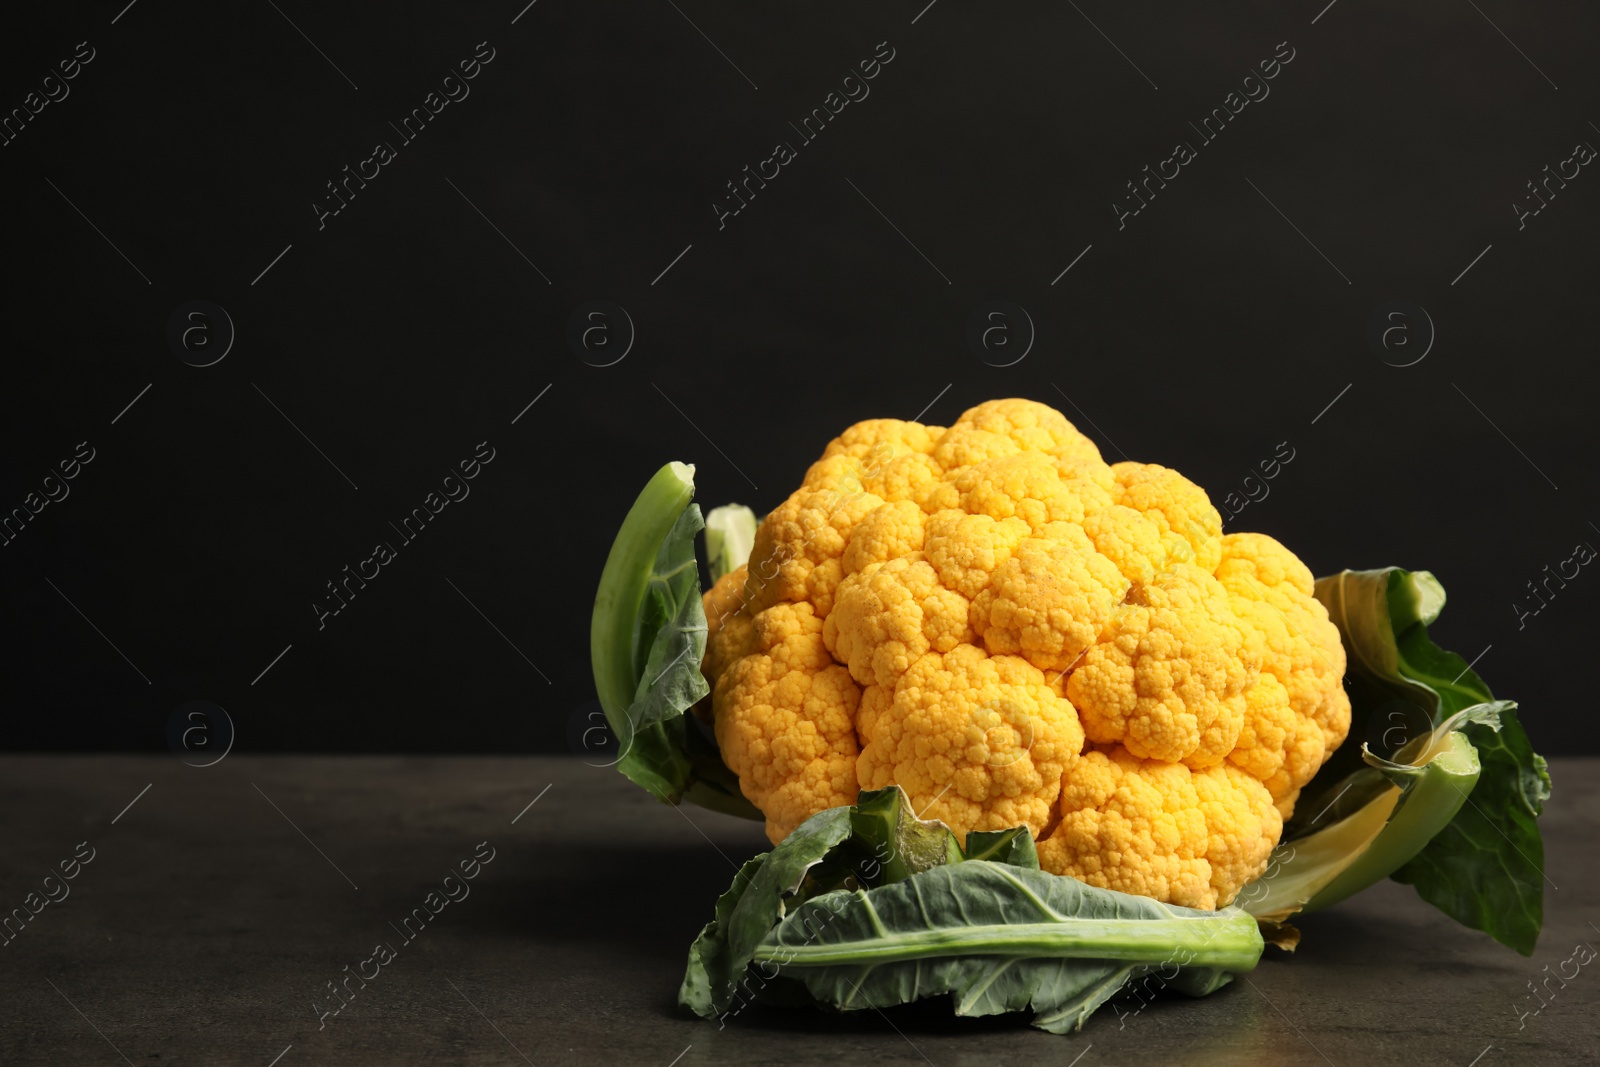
[680,786,1260,1034]
[1309,568,1550,954]
[679,808,854,1018]
[759,862,1262,1035]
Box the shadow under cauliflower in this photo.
[699,398,1350,911]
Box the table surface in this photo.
[0,754,1593,1066]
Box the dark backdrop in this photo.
[2,1,1596,755]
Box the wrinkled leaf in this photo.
[629,502,708,731]
[963,826,1041,869]
[758,862,1261,1035]
[682,786,1260,1034]
[679,808,853,1018]
[679,854,767,1018]
[812,785,963,890]
[1298,567,1549,954]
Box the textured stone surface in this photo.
[0,755,1593,1065]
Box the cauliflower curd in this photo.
[700,399,1350,909]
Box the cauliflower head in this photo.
[699,399,1350,908]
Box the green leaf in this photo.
[678,808,854,1018]
[836,786,964,887]
[681,786,1260,1034]
[1389,709,1550,955]
[798,786,1028,897]
[705,504,758,582]
[628,502,709,732]
[1287,567,1550,954]
[679,854,767,1019]
[756,863,1262,1035]
[962,826,1041,870]
[589,463,760,818]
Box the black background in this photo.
[3,1,1596,755]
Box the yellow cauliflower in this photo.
[855,644,1085,842]
[1064,562,1253,769]
[708,601,861,843]
[1214,532,1353,818]
[1033,748,1281,910]
[700,398,1348,908]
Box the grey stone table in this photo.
[1,755,1594,1066]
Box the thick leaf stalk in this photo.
[588,462,758,815]
[590,461,698,725]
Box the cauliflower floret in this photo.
[923,452,1095,528]
[1225,672,1307,795]
[804,450,945,510]
[1111,462,1224,574]
[1192,762,1282,904]
[1037,748,1213,908]
[1214,529,1316,596]
[1067,564,1254,769]
[840,500,927,578]
[747,483,886,616]
[1217,533,1353,817]
[1080,504,1170,585]
[825,557,972,689]
[821,418,942,461]
[713,602,862,842]
[856,645,1084,844]
[949,398,1105,467]
[1038,747,1280,909]
[1056,455,1117,501]
[923,508,1033,600]
[703,562,751,629]
[701,564,755,692]
[930,427,1023,477]
[1216,534,1351,751]
[970,523,1129,673]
